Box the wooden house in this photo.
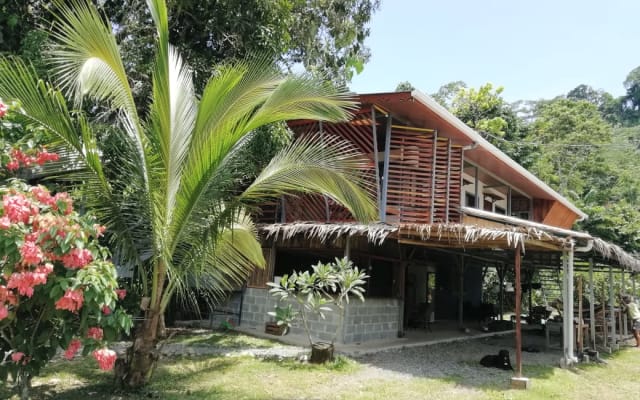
[238,90,640,368]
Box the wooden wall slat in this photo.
[247,247,275,288]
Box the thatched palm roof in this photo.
[259,221,640,272]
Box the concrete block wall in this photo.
[343,298,400,343]
[240,288,400,344]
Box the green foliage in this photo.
[0,0,377,386]
[0,179,131,398]
[268,257,368,346]
[395,81,415,92]
[526,99,612,197]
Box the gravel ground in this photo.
[353,332,563,387]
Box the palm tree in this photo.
[0,0,376,387]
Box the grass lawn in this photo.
[2,332,640,399]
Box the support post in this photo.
[622,270,627,337]
[498,263,505,320]
[430,131,439,223]
[396,246,407,338]
[458,255,465,330]
[514,246,523,377]
[511,245,530,389]
[473,165,479,209]
[319,121,330,222]
[609,264,616,346]
[561,246,577,367]
[380,117,392,222]
[371,107,382,221]
[589,258,596,349]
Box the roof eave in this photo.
[409,90,588,221]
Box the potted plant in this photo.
[267,257,368,363]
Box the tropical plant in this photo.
[0,0,376,388]
[268,257,368,363]
[0,176,131,400]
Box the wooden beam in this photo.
[371,106,382,221]
[514,246,523,377]
[380,116,392,222]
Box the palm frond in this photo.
[0,57,104,182]
[242,134,378,222]
[48,0,149,192]
[146,45,196,235]
[163,209,264,309]
[49,0,136,116]
[171,61,357,251]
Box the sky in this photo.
[349,0,640,102]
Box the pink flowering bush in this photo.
[0,178,132,395]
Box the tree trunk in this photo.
[310,342,334,364]
[115,261,167,388]
[17,371,31,400]
[115,308,163,388]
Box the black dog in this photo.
[480,349,513,370]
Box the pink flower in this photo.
[92,348,117,371]
[0,101,7,118]
[55,289,84,313]
[61,248,93,269]
[0,216,10,229]
[115,289,127,300]
[6,160,19,171]
[11,352,24,363]
[7,272,37,297]
[3,193,38,224]
[102,305,111,315]
[53,192,73,215]
[0,304,8,320]
[20,241,43,265]
[30,186,53,206]
[87,327,104,340]
[64,339,82,360]
[35,150,59,166]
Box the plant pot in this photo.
[310,341,334,364]
[265,322,288,336]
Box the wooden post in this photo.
[578,276,583,353]
[458,255,465,330]
[588,258,596,349]
[514,246,523,377]
[622,270,627,337]
[444,140,452,223]
[397,246,407,338]
[609,265,616,345]
[498,263,505,320]
[370,107,382,221]
[380,116,392,222]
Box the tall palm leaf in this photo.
[0,0,376,387]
